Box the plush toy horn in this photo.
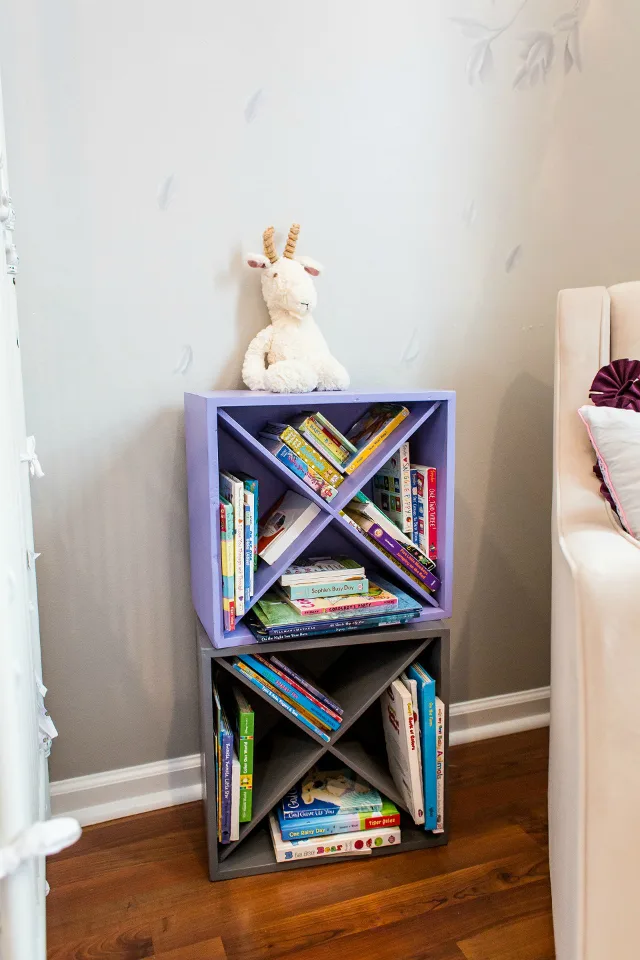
[263,226,278,264]
[283,223,300,259]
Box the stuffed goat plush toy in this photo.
[242,224,350,394]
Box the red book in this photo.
[426,467,437,561]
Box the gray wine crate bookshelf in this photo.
[185,390,454,882]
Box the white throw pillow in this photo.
[579,405,640,539]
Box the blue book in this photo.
[243,502,252,603]
[231,659,331,742]
[235,473,259,574]
[407,661,437,830]
[280,767,382,821]
[240,655,340,730]
[247,609,420,642]
[212,679,234,844]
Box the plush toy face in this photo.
[247,224,323,322]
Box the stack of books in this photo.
[259,403,409,500]
[245,562,422,643]
[230,653,343,742]
[219,471,259,631]
[343,456,440,595]
[380,662,445,834]
[268,766,401,862]
[213,679,255,844]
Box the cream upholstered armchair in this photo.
[550,283,640,960]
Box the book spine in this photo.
[410,468,426,552]
[280,810,401,840]
[230,754,240,842]
[434,697,445,833]
[241,655,340,730]
[280,427,344,487]
[404,693,425,825]
[363,523,441,591]
[231,661,331,742]
[427,467,437,561]
[309,420,352,463]
[344,409,409,475]
[238,736,253,822]
[256,657,342,724]
[420,678,437,831]
[220,730,233,844]
[399,442,412,534]
[288,595,398,617]
[313,411,358,454]
[244,501,252,603]
[285,578,368,600]
[299,466,338,503]
[219,503,236,632]
[230,484,245,618]
[269,657,343,716]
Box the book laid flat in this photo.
[282,577,368,600]
[277,799,400,840]
[219,471,245,618]
[232,685,254,823]
[280,767,382,820]
[260,424,344,488]
[373,442,412,535]
[257,491,320,565]
[406,662,437,831]
[280,556,365,586]
[269,814,400,862]
[261,437,338,502]
[342,403,409,474]
[245,575,421,641]
[278,580,398,617]
[381,679,425,825]
[219,497,236,632]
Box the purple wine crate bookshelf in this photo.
[184,389,455,650]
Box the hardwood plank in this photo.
[154,937,228,960]
[458,913,555,960]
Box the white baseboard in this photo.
[51,685,550,827]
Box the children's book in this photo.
[427,467,437,561]
[238,655,341,730]
[348,494,435,570]
[260,424,343,488]
[280,556,365,586]
[277,799,400,840]
[235,473,259,574]
[381,679,425,825]
[343,404,409,474]
[282,577,368,600]
[244,501,253,602]
[232,685,254,823]
[347,514,441,592]
[288,413,355,471]
[230,659,331,742]
[269,814,401,862]
[246,606,420,643]
[255,657,342,724]
[261,438,338,502]
[268,655,343,716]
[406,662,437,831]
[280,767,383,820]
[257,491,320,565]
[219,497,236,632]
[230,751,240,842]
[373,443,412,535]
[212,678,234,843]
[219,471,245,618]
[434,696,445,833]
[278,580,398,618]
[411,465,436,560]
[410,467,426,553]
[401,671,422,781]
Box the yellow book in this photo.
[344,405,409,475]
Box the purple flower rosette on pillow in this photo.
[589,358,640,411]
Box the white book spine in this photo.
[244,490,255,599]
[381,680,425,825]
[434,697,445,834]
[399,442,412,534]
[231,753,240,841]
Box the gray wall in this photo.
[1,0,636,781]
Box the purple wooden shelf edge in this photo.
[184,389,456,648]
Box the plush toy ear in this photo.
[246,253,269,269]
[297,256,323,277]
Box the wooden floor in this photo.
[46,728,553,960]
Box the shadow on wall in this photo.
[213,245,266,390]
[452,372,553,702]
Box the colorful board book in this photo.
[212,678,233,844]
[277,799,400,841]
[257,491,320,565]
[407,662,437,831]
[280,556,365,586]
[219,497,235,632]
[280,767,383,820]
[288,412,357,472]
[260,423,344,488]
[381,679,425,825]
[373,442,412,535]
[219,471,245,618]
[239,655,342,731]
[261,437,338,502]
[343,403,409,474]
[232,685,254,823]
[267,655,343,716]
[347,513,441,592]
[411,465,437,560]
[269,814,400,862]
[278,580,398,617]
